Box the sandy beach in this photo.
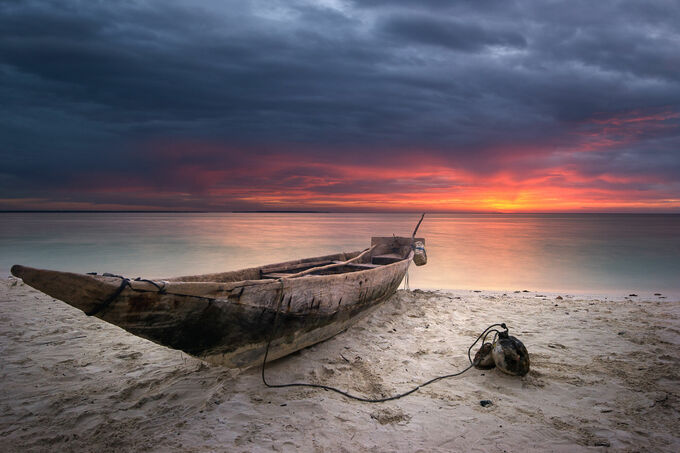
[1,277,678,452]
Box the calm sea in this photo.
[1,213,678,298]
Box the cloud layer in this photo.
[1,0,679,211]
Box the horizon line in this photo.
[1,210,679,215]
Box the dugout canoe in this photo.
[10,236,424,369]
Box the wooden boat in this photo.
[11,236,424,369]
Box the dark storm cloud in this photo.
[1,0,679,209]
[379,14,526,51]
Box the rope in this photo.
[85,274,169,316]
[261,285,510,403]
[87,272,216,301]
[85,276,130,316]
[134,277,167,294]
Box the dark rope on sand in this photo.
[261,280,507,403]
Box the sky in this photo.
[1,0,679,212]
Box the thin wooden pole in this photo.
[282,245,378,279]
[412,213,426,238]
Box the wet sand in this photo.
[1,277,678,452]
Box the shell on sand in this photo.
[491,334,530,376]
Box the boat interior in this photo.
[258,236,421,279]
[168,236,423,283]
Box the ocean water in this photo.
[1,213,678,298]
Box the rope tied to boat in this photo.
[84,273,172,316]
[134,277,167,294]
[85,275,131,316]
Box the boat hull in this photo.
[11,247,413,369]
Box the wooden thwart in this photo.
[261,273,293,279]
[261,259,333,275]
[278,245,377,279]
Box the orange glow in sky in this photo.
[2,109,679,212]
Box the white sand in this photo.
[1,278,678,452]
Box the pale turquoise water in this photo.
[1,213,678,298]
